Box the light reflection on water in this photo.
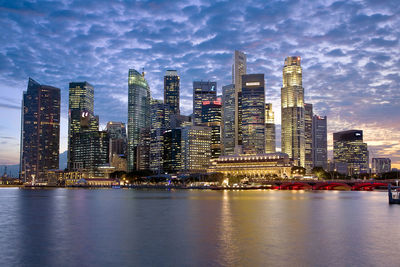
[0,189,399,266]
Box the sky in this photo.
[0,0,399,168]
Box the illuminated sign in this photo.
[246,82,260,86]
[355,133,361,136]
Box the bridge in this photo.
[248,179,395,191]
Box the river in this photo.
[0,188,399,266]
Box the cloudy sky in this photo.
[0,0,399,168]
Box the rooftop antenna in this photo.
[142,68,145,77]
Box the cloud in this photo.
[0,0,399,166]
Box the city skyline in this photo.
[0,0,399,168]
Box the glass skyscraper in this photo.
[241,74,265,155]
[265,103,276,153]
[281,56,305,167]
[304,103,313,172]
[150,99,166,173]
[193,81,217,125]
[201,99,222,159]
[312,115,327,170]
[20,78,60,183]
[164,70,180,129]
[222,84,235,155]
[232,50,247,150]
[333,130,369,175]
[128,69,151,172]
[181,125,212,172]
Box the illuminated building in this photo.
[312,115,327,169]
[222,84,235,155]
[68,81,94,170]
[333,130,369,175]
[163,128,182,173]
[281,56,305,167]
[128,69,151,172]
[265,103,276,153]
[241,74,265,155]
[150,99,166,172]
[20,78,60,182]
[136,127,150,171]
[372,158,391,174]
[193,81,217,125]
[181,125,212,172]
[304,103,313,173]
[232,50,247,150]
[208,153,293,179]
[106,121,127,160]
[164,70,180,129]
[201,99,222,159]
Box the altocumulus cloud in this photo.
[0,0,399,166]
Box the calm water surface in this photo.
[0,188,399,266]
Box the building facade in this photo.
[241,74,265,155]
[372,158,391,174]
[281,56,305,167]
[68,81,94,170]
[128,69,151,172]
[333,130,369,175]
[232,50,247,150]
[312,115,327,170]
[193,81,217,125]
[20,78,60,183]
[106,121,127,160]
[164,70,180,128]
[201,99,222,159]
[265,103,276,153]
[222,84,235,155]
[150,99,166,173]
[304,103,313,173]
[181,125,212,172]
[163,128,182,173]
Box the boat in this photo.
[388,184,400,204]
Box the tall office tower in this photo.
[372,158,391,174]
[265,103,276,153]
[68,81,94,170]
[181,125,212,172]
[20,78,60,183]
[333,130,369,175]
[281,56,305,167]
[201,99,222,159]
[106,122,127,159]
[222,84,235,155]
[164,70,180,129]
[163,128,182,173]
[128,69,151,172]
[136,127,150,171]
[304,103,313,173]
[232,50,247,149]
[312,115,327,170]
[241,74,265,155]
[150,99,166,172]
[193,81,217,125]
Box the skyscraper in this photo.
[281,56,305,167]
[181,125,212,172]
[193,81,217,125]
[333,130,369,175]
[222,84,235,155]
[265,103,276,153]
[128,69,151,172]
[163,128,182,173]
[372,158,391,174]
[164,70,180,128]
[106,121,127,158]
[312,115,327,170]
[241,74,265,155]
[201,99,222,159]
[20,78,60,183]
[68,81,94,170]
[232,50,247,150]
[150,99,166,173]
[304,103,313,173]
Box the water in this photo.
[0,188,399,266]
